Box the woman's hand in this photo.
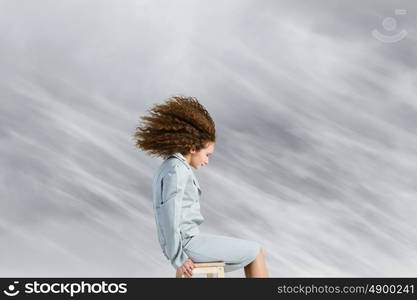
[178,258,195,278]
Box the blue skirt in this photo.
[182,233,261,273]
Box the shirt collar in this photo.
[169,153,200,189]
[173,152,186,161]
[170,152,191,169]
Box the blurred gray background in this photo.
[1,0,416,277]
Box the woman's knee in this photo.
[258,247,264,256]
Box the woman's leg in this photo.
[183,234,265,274]
[244,248,269,278]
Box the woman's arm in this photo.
[158,163,189,269]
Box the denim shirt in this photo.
[152,152,204,269]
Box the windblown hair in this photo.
[133,96,216,158]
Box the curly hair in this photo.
[133,96,216,159]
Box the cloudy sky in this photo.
[1,0,416,277]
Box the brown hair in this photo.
[133,95,216,158]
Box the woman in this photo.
[133,96,269,278]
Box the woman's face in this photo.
[187,142,215,169]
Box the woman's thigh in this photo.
[183,233,261,273]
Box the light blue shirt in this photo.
[152,152,205,269]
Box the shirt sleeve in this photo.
[158,163,189,269]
